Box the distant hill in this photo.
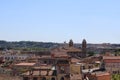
[0,40,120,51]
[0,40,59,50]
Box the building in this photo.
[21,65,57,80]
[70,64,82,80]
[102,56,120,74]
[51,39,86,58]
[82,39,87,58]
[86,72,111,80]
[13,62,36,75]
[19,39,88,80]
[21,53,71,80]
[3,54,29,61]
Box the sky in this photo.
[0,0,120,43]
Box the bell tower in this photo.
[82,39,87,57]
[69,39,73,47]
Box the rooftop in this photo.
[71,58,81,63]
[103,56,120,63]
[33,65,52,70]
[91,72,110,77]
[104,59,120,63]
[103,56,120,59]
[15,62,36,66]
[51,46,81,53]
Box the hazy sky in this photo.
[0,0,120,43]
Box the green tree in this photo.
[87,51,95,56]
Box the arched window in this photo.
[51,77,55,80]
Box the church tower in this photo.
[82,39,87,57]
[69,39,73,47]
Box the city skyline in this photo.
[0,0,120,43]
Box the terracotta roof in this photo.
[51,46,81,58]
[104,59,120,63]
[103,56,120,63]
[33,65,52,70]
[53,53,69,58]
[103,56,120,59]
[91,72,110,76]
[15,62,36,66]
[71,58,81,63]
[66,47,82,52]
[51,51,70,58]
[51,46,81,53]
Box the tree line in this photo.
[0,40,59,50]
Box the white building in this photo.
[3,54,29,61]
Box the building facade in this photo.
[102,56,120,74]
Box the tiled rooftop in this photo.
[15,62,36,66]
[91,72,110,76]
[103,56,120,59]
